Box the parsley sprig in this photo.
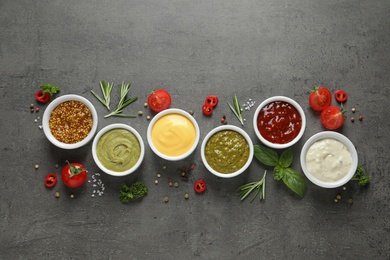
[351,165,371,186]
[119,182,148,203]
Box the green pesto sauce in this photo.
[97,129,140,172]
[205,130,250,174]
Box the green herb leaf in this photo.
[254,145,279,167]
[279,148,293,168]
[237,170,267,202]
[104,82,138,118]
[273,165,285,180]
[91,81,113,110]
[227,95,244,125]
[119,182,148,203]
[351,165,371,186]
[40,84,60,98]
[282,168,307,197]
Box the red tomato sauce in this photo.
[257,101,302,144]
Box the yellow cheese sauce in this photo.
[151,113,196,157]
[305,138,352,182]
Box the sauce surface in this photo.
[96,129,141,172]
[49,100,93,144]
[151,113,196,157]
[305,138,352,182]
[205,130,250,174]
[257,101,302,144]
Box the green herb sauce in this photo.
[97,129,140,172]
[205,130,250,173]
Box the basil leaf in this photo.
[282,168,307,197]
[274,165,285,180]
[254,145,279,167]
[279,148,293,168]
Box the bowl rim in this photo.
[42,94,98,149]
[92,123,145,177]
[146,108,200,161]
[201,125,254,178]
[300,131,358,188]
[252,96,306,149]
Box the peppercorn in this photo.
[35,107,40,113]
[342,186,347,191]
[351,107,356,113]
[138,111,143,116]
[168,181,173,187]
[30,108,34,113]
[336,194,341,200]
[184,193,189,199]
[55,192,60,198]
[157,173,161,178]
[174,182,179,187]
[334,199,339,203]
[144,102,148,107]
[164,196,169,203]
[146,115,151,120]
[348,198,353,204]
[30,104,34,109]
[351,117,355,122]
[70,194,75,198]
[155,180,159,185]
[189,110,194,115]
[181,171,186,177]
[359,116,363,121]
[35,164,39,169]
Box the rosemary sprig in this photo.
[104,82,138,118]
[228,95,244,125]
[237,170,267,202]
[91,81,113,110]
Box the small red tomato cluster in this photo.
[202,95,218,116]
[309,86,348,130]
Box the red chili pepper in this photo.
[194,179,206,193]
[334,90,348,103]
[35,90,50,103]
[202,103,213,116]
[205,95,219,107]
[44,173,57,188]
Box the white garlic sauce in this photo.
[305,138,352,182]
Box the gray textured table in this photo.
[1,1,389,259]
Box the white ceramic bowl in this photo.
[42,94,98,149]
[300,131,358,188]
[147,108,200,161]
[253,96,306,149]
[92,123,145,177]
[201,125,254,178]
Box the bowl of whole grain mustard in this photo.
[201,125,254,178]
[42,94,98,149]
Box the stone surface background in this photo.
[1,0,389,259]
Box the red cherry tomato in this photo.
[194,179,207,193]
[309,86,332,111]
[334,90,348,103]
[205,95,219,107]
[61,161,87,188]
[147,89,172,113]
[44,173,57,188]
[35,90,50,103]
[202,103,213,116]
[320,106,345,130]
